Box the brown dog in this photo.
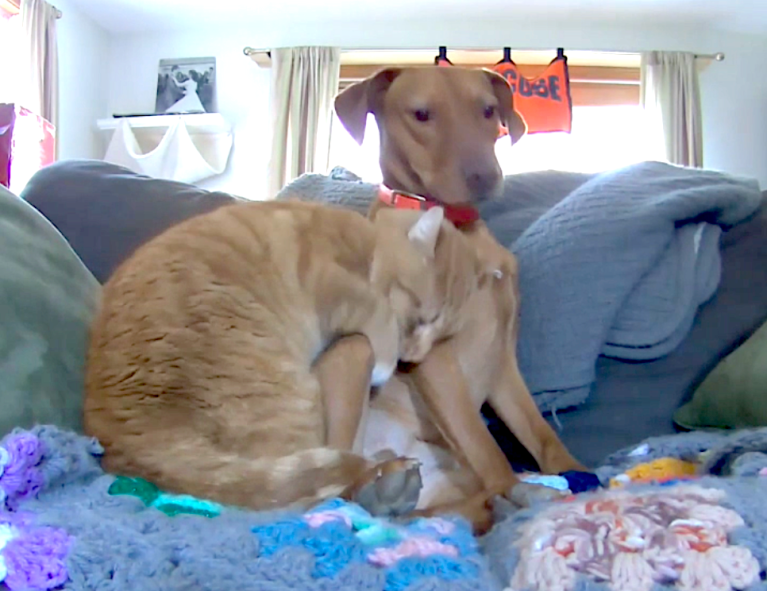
[334,66,585,528]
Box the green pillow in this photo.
[674,320,767,430]
[0,184,100,435]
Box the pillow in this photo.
[21,159,239,283]
[674,318,767,430]
[0,184,100,436]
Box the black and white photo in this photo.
[155,57,217,115]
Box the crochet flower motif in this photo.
[0,432,72,591]
[511,485,760,591]
[0,432,46,511]
[0,514,71,591]
[252,498,482,589]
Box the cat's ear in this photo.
[407,207,444,257]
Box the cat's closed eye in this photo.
[417,313,440,327]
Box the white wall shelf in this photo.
[96,113,230,134]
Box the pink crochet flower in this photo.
[304,510,352,529]
[367,537,458,567]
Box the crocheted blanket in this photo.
[486,428,767,591]
[0,425,493,591]
[5,424,767,591]
[276,164,763,413]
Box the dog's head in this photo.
[335,66,526,206]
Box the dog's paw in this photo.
[539,450,589,475]
[508,482,568,508]
[461,493,496,536]
[351,457,422,518]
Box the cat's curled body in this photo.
[85,200,483,512]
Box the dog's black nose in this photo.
[465,168,501,200]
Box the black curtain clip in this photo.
[435,46,451,65]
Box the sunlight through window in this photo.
[329,106,665,182]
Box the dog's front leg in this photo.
[488,352,587,474]
[486,254,587,474]
[408,339,519,494]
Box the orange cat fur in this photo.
[84,199,485,512]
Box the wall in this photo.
[699,32,767,188]
[54,0,109,161]
[104,17,766,197]
[107,33,271,199]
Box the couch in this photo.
[7,158,767,470]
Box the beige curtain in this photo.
[640,51,703,167]
[264,46,341,196]
[21,0,59,130]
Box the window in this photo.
[328,51,665,181]
[330,113,382,182]
[495,105,662,175]
[330,105,662,184]
[0,0,19,16]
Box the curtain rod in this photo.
[244,47,268,57]
[695,52,725,61]
[243,47,724,61]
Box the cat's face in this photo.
[373,208,485,363]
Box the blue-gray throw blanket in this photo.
[277,163,763,412]
[7,424,767,591]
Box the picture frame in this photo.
[155,57,217,115]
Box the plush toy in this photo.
[609,457,698,488]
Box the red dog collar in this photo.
[377,185,480,227]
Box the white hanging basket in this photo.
[102,116,233,185]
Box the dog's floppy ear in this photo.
[506,109,528,145]
[483,69,527,145]
[334,68,402,145]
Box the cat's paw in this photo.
[351,457,422,517]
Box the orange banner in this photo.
[433,49,573,135]
[492,56,572,134]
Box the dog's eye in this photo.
[483,105,496,119]
[414,109,430,122]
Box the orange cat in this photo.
[84,199,485,514]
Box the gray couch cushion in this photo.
[0,184,100,435]
[20,160,239,283]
